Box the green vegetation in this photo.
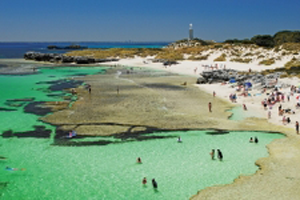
[251,35,274,48]
[224,30,300,48]
[155,50,184,61]
[259,58,275,65]
[187,55,209,61]
[214,53,226,61]
[230,58,252,63]
[65,48,162,59]
[273,31,300,45]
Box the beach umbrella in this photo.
[244,82,252,88]
[229,79,236,83]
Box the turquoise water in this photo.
[0,131,283,200]
[0,66,107,134]
[0,66,284,199]
[229,106,263,121]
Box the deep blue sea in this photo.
[0,42,170,59]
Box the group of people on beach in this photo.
[202,63,226,71]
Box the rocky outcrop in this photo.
[47,44,87,50]
[197,69,285,88]
[24,52,118,64]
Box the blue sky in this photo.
[0,0,299,42]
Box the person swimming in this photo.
[5,166,18,171]
[152,179,158,189]
[254,137,259,143]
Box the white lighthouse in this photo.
[189,24,194,40]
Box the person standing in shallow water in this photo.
[137,157,142,163]
[152,179,158,189]
[254,137,259,143]
[209,149,215,160]
[208,102,212,112]
[142,177,147,185]
[217,149,223,161]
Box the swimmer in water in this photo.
[5,166,18,171]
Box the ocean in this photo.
[0,42,170,59]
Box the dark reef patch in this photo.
[142,83,187,90]
[206,130,230,135]
[7,98,35,102]
[0,107,17,112]
[24,101,52,116]
[67,73,89,77]
[2,125,52,138]
[36,79,84,91]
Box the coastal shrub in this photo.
[230,58,252,63]
[259,58,275,65]
[65,48,162,59]
[155,51,184,61]
[251,35,275,48]
[273,31,300,45]
[214,44,223,49]
[187,54,209,61]
[284,57,300,68]
[243,52,254,57]
[281,43,300,51]
[257,55,265,59]
[214,53,226,61]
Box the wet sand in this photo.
[42,67,285,136]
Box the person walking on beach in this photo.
[296,121,299,134]
[209,149,215,160]
[213,91,216,97]
[208,102,212,112]
[152,179,158,189]
[217,149,223,161]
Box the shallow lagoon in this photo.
[0,66,284,199]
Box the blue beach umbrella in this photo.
[244,82,252,88]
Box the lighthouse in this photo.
[189,24,194,40]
